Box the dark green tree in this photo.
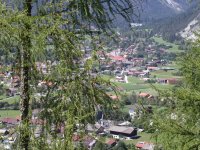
[93,141,107,150]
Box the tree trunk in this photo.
[20,1,32,149]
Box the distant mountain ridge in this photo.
[114,0,191,28]
[140,0,190,21]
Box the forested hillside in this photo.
[147,4,200,42]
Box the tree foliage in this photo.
[0,0,142,149]
[153,40,200,150]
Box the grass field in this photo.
[150,70,178,78]
[105,74,174,97]
[153,36,183,53]
[0,110,20,119]
[0,96,20,104]
[124,132,154,145]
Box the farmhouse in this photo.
[157,78,179,85]
[108,126,137,139]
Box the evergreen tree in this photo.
[0,0,141,149]
[153,41,200,149]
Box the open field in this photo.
[0,110,20,119]
[150,70,179,78]
[124,132,154,145]
[153,36,183,53]
[0,96,20,104]
[113,76,174,96]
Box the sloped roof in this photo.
[108,126,136,134]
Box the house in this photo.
[1,118,20,125]
[136,142,154,150]
[86,123,105,135]
[83,136,96,150]
[139,93,149,98]
[108,126,137,139]
[106,139,117,148]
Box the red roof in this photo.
[136,142,147,148]
[1,118,19,124]
[139,93,150,98]
[110,56,125,61]
[136,142,154,149]
[72,134,81,141]
[107,139,116,145]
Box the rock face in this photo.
[180,13,200,40]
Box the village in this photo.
[0,33,183,150]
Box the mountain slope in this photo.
[180,11,200,40]
[140,0,190,21]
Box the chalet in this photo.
[106,139,117,148]
[108,126,137,139]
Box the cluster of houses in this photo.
[0,107,155,150]
[0,72,20,97]
[98,46,179,84]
